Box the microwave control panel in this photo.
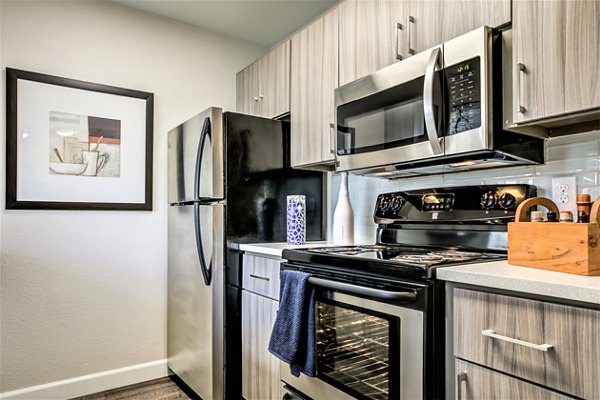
[445,56,481,135]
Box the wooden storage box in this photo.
[508,197,600,276]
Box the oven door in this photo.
[280,278,424,400]
[334,46,443,173]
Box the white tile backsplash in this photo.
[328,130,600,243]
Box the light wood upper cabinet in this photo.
[564,0,600,113]
[513,0,565,122]
[236,40,290,119]
[338,0,405,86]
[405,0,443,55]
[440,0,511,43]
[512,0,599,123]
[236,61,260,115]
[290,7,339,168]
[338,0,511,87]
[259,41,291,119]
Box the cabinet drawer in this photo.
[454,288,600,399]
[455,360,573,399]
[242,254,281,300]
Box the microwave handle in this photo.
[423,47,443,155]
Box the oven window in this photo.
[316,300,400,400]
[336,74,442,156]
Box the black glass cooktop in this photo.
[283,245,506,280]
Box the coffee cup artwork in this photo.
[48,112,121,178]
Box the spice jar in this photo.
[559,210,574,223]
[530,210,544,222]
[546,211,557,222]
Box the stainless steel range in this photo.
[280,184,536,400]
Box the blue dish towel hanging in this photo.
[268,270,316,377]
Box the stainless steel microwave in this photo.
[334,26,544,177]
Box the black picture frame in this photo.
[6,68,153,210]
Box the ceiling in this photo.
[113,0,339,48]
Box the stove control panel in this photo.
[374,184,537,224]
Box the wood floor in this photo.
[70,376,199,400]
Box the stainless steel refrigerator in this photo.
[167,107,323,399]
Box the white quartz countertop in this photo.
[238,241,336,258]
[437,260,600,305]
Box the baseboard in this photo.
[0,359,168,400]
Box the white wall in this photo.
[0,0,265,395]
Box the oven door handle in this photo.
[307,277,417,302]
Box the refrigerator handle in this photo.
[194,202,212,286]
[194,117,212,200]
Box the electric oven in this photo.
[279,184,537,400]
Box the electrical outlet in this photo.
[552,176,577,216]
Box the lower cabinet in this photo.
[455,360,573,399]
[453,287,600,399]
[241,254,282,400]
[242,290,280,400]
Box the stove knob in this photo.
[499,192,516,209]
[480,191,498,210]
[390,197,401,211]
[380,198,390,212]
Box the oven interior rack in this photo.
[316,305,391,400]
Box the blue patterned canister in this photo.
[286,195,306,245]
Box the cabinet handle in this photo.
[259,94,264,99]
[253,97,259,102]
[407,15,415,55]
[517,63,526,113]
[330,123,336,155]
[482,329,553,352]
[395,22,403,60]
[456,372,467,400]
[249,273,270,281]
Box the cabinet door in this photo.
[440,0,511,43]
[564,0,600,113]
[455,360,573,400]
[454,288,600,399]
[236,61,260,116]
[259,40,291,118]
[290,7,339,168]
[513,0,565,122]
[338,0,405,86]
[405,0,442,55]
[242,291,279,400]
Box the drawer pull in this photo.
[249,273,270,281]
[456,372,467,400]
[482,329,553,352]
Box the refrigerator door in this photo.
[168,203,224,400]
[168,107,224,204]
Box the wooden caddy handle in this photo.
[514,197,560,222]
[515,196,600,223]
[591,196,600,225]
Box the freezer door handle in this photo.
[194,117,211,200]
[194,202,212,286]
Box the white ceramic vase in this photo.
[332,172,354,245]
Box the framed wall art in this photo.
[6,68,153,210]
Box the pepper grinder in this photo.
[332,172,354,245]
[576,194,592,223]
